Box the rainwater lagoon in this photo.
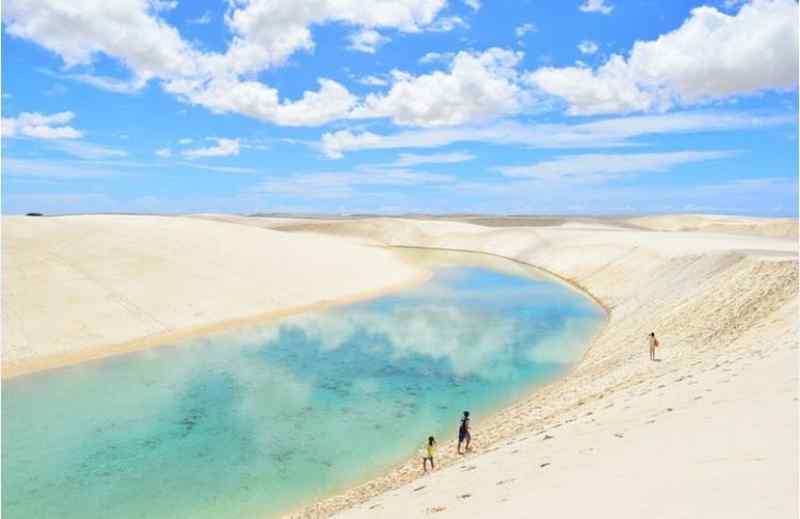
[2,249,605,518]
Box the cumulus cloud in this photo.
[496,150,736,183]
[2,111,82,139]
[579,0,613,15]
[2,0,448,126]
[167,77,357,126]
[577,40,599,55]
[155,147,172,158]
[351,48,527,127]
[530,0,799,115]
[347,29,389,54]
[181,138,240,158]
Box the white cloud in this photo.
[167,77,358,126]
[392,151,476,166]
[181,138,240,158]
[723,0,747,9]
[579,0,613,15]
[150,0,177,11]
[320,110,790,157]
[2,0,448,126]
[464,0,481,11]
[347,29,389,54]
[419,51,455,64]
[189,10,211,24]
[427,16,468,32]
[217,0,447,74]
[178,138,193,145]
[155,147,173,158]
[530,0,799,115]
[351,48,527,127]
[2,111,82,139]
[41,68,147,94]
[577,40,599,55]
[50,140,128,159]
[495,150,736,183]
[69,74,146,94]
[515,23,536,38]
[358,75,390,87]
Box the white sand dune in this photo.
[1,215,425,377]
[628,213,798,239]
[264,216,798,519]
[2,213,796,518]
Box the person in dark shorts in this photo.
[457,411,471,454]
[423,436,436,473]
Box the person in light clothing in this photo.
[648,332,660,361]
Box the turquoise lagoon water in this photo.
[2,250,605,519]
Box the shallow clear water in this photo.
[2,250,604,519]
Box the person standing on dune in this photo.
[648,332,660,361]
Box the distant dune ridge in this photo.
[1,213,797,518]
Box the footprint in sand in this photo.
[496,478,516,486]
[540,462,551,468]
[414,486,426,492]
[542,434,554,441]
[614,433,624,438]
[427,506,447,514]
[458,493,472,499]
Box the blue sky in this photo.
[2,0,798,215]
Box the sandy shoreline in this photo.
[1,271,431,378]
[265,216,797,519]
[1,215,428,378]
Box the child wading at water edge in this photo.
[457,411,471,454]
[423,436,436,473]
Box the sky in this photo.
[1,0,798,216]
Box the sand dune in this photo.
[3,213,796,518]
[265,216,798,518]
[1,215,424,377]
[627,213,798,239]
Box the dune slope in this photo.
[268,217,799,519]
[1,215,424,376]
